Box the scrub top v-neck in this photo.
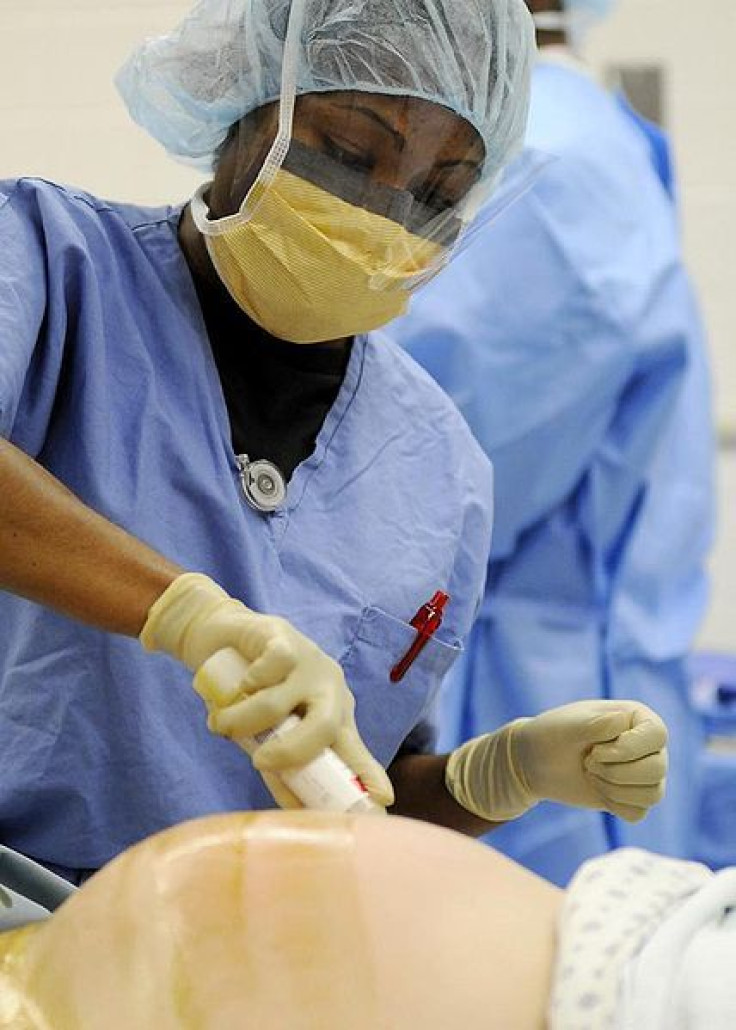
[193,271,352,483]
[0,178,492,871]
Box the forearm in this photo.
[0,439,182,636]
[387,753,505,836]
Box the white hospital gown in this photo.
[548,848,711,1029]
[619,866,736,1029]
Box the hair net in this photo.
[117,0,535,192]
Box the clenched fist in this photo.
[445,701,668,823]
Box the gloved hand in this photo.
[140,573,394,810]
[445,700,668,824]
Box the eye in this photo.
[412,163,480,216]
[321,136,375,173]
[412,182,458,214]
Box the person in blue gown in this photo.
[0,0,535,878]
[0,0,673,889]
[617,92,676,201]
[389,0,714,885]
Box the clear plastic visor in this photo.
[201,89,486,291]
[193,0,538,293]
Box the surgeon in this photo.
[0,0,672,885]
[390,0,714,885]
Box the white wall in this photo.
[1,0,734,650]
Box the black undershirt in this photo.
[194,277,351,482]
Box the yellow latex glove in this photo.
[140,573,394,810]
[445,701,668,824]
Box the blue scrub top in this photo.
[391,61,714,884]
[0,177,492,870]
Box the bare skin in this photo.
[389,751,504,834]
[1,92,493,832]
[0,438,180,636]
[0,813,562,1029]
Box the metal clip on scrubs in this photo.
[237,454,287,513]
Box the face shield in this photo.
[202,91,487,295]
[118,0,535,338]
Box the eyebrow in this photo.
[433,158,483,172]
[330,102,483,173]
[333,102,406,151]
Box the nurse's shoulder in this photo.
[365,330,493,505]
[0,177,178,257]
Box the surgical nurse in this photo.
[0,0,669,884]
[391,0,714,885]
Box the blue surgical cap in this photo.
[116,0,535,190]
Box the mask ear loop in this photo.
[239,0,304,222]
[192,0,305,237]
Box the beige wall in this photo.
[0,0,200,205]
[1,0,733,649]
[587,0,736,433]
[586,2,734,651]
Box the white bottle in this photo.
[194,648,380,815]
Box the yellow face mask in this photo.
[190,165,446,344]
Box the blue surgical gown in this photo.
[0,177,492,870]
[390,60,714,885]
[617,93,676,201]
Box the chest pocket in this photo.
[341,606,462,767]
